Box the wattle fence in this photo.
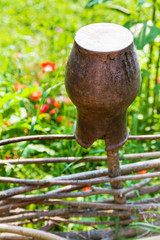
[0,134,160,240]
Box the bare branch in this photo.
[127,184,160,200]
[0,172,158,187]
[0,224,66,240]
[50,216,145,227]
[128,135,160,140]
[0,185,83,206]
[0,207,77,223]
[0,233,30,240]
[101,184,160,203]
[54,220,160,239]
[0,186,42,200]
[13,200,160,212]
[0,134,159,146]
[0,135,74,146]
[0,180,153,205]
[1,151,160,165]
[54,159,160,181]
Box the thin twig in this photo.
[50,216,143,227]
[0,185,45,200]
[0,185,82,206]
[1,151,160,165]
[0,224,66,240]
[0,135,75,146]
[0,233,31,240]
[1,202,160,224]
[54,158,160,181]
[128,135,160,140]
[0,134,160,146]
[0,207,77,223]
[0,180,153,205]
[0,172,158,186]
[53,220,160,239]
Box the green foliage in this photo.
[85,0,112,8]
[128,222,160,234]
[137,0,148,7]
[125,20,160,49]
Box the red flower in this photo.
[57,116,63,122]
[54,100,61,108]
[40,104,49,114]
[49,109,56,115]
[35,104,49,114]
[83,186,91,191]
[14,82,27,92]
[157,77,160,84]
[5,155,11,160]
[40,62,56,73]
[138,170,147,174]
[31,90,42,101]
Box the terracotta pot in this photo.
[65,23,141,150]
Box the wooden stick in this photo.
[0,180,151,206]
[0,158,158,195]
[49,216,145,227]
[1,202,160,224]
[106,149,125,203]
[0,185,82,206]
[0,208,76,223]
[0,172,158,186]
[0,233,30,240]
[0,224,66,240]
[128,135,160,140]
[100,184,160,203]
[0,185,43,200]
[53,158,160,181]
[1,151,160,165]
[0,135,75,146]
[54,219,160,239]
[0,134,159,146]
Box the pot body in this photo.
[65,41,140,150]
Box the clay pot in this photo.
[65,23,141,150]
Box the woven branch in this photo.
[1,151,160,165]
[0,180,153,210]
[0,179,149,216]
[49,215,154,227]
[0,135,75,146]
[0,186,41,200]
[0,159,159,187]
[0,213,160,240]
[54,158,160,181]
[54,220,160,240]
[0,134,160,146]
[0,234,30,240]
[0,133,160,239]
[0,224,66,240]
[0,185,82,207]
[1,202,160,224]
[0,172,156,186]
[0,207,77,223]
